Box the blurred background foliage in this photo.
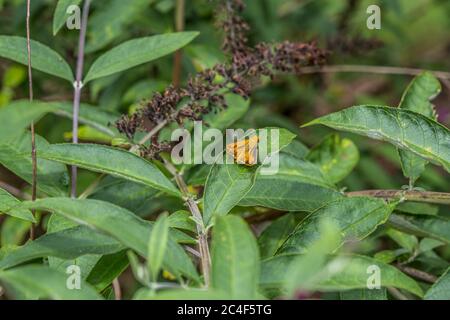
[0,0,449,298]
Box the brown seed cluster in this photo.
[116,0,326,159]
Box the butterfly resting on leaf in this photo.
[225,135,259,166]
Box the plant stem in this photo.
[26,0,36,240]
[71,0,91,198]
[129,119,168,153]
[163,159,211,288]
[112,278,122,300]
[0,181,31,200]
[387,287,409,300]
[78,173,105,199]
[301,64,450,91]
[396,265,437,284]
[300,65,450,81]
[346,189,450,205]
[172,0,185,88]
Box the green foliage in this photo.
[239,154,343,211]
[304,105,450,173]
[147,213,169,281]
[340,288,387,300]
[38,143,180,197]
[52,102,120,137]
[0,101,55,141]
[0,0,449,301]
[84,32,199,83]
[0,133,69,197]
[0,226,123,269]
[279,197,397,254]
[388,213,450,244]
[203,128,296,224]
[21,198,199,281]
[1,216,31,247]
[0,188,35,222]
[85,0,153,53]
[0,265,102,299]
[283,219,341,296]
[0,36,73,82]
[211,215,260,299]
[397,72,441,185]
[258,214,297,259]
[203,164,257,225]
[260,254,423,297]
[425,267,450,300]
[53,0,83,35]
[307,134,359,184]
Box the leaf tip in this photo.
[300,119,319,128]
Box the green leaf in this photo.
[84,32,199,83]
[0,226,123,270]
[202,128,296,224]
[211,215,259,299]
[258,214,297,259]
[261,127,297,157]
[43,214,111,279]
[147,213,169,281]
[127,250,147,284]
[373,250,401,264]
[239,154,342,211]
[86,250,129,291]
[168,210,196,232]
[396,201,439,216]
[22,198,198,281]
[65,126,113,143]
[279,197,396,254]
[85,0,155,53]
[38,143,180,197]
[0,100,55,141]
[398,72,441,184]
[0,265,102,300]
[398,151,428,186]
[0,188,35,222]
[399,71,441,119]
[185,164,212,186]
[0,36,73,82]
[281,139,310,159]
[0,100,119,140]
[340,288,387,300]
[303,105,450,173]
[388,213,450,244]
[53,0,82,35]
[203,164,257,225]
[1,217,31,246]
[89,176,159,216]
[419,238,444,253]
[284,220,342,295]
[267,154,336,188]
[0,133,69,197]
[307,134,359,183]
[385,228,418,252]
[260,254,423,297]
[425,267,450,300]
[51,102,120,137]
[203,94,250,130]
[135,288,231,300]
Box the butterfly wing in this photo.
[226,135,259,166]
[244,135,259,166]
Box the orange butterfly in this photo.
[226,135,259,166]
